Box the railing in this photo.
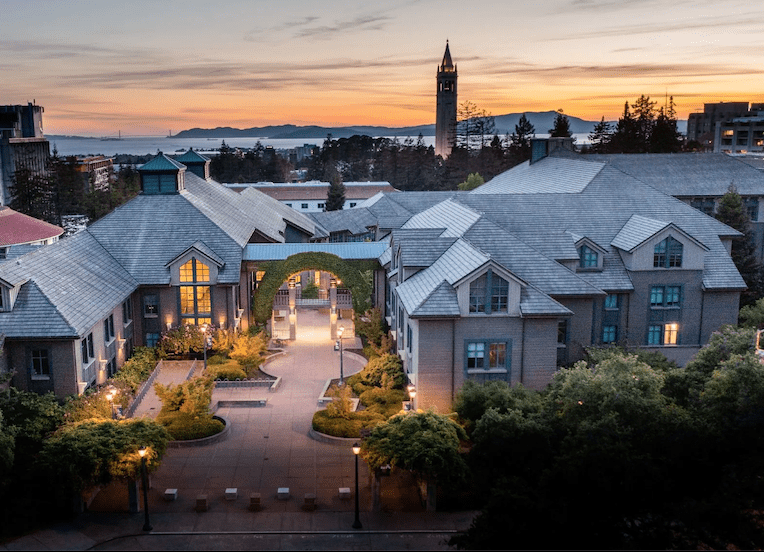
[126,360,163,418]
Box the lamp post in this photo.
[337,325,345,386]
[352,442,362,529]
[138,447,152,532]
[201,324,208,371]
[407,384,416,411]
[106,391,115,420]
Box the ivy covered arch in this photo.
[252,252,379,324]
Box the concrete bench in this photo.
[339,487,351,500]
[195,494,208,512]
[277,487,290,500]
[164,488,178,501]
[249,492,262,511]
[225,488,237,501]
[303,493,317,511]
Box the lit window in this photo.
[664,323,678,345]
[178,258,212,326]
[465,340,511,382]
[648,323,679,345]
[654,236,683,268]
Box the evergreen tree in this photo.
[588,117,613,153]
[549,109,572,138]
[9,167,56,224]
[509,113,535,163]
[632,95,657,152]
[325,170,345,211]
[715,185,763,306]
[650,97,682,153]
[609,101,640,153]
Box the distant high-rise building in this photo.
[687,102,754,150]
[0,103,50,206]
[435,42,457,158]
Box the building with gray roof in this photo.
[0,142,749,413]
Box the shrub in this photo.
[312,409,385,438]
[206,353,228,366]
[156,411,224,441]
[111,347,158,393]
[301,282,320,299]
[154,376,215,417]
[359,388,407,417]
[325,385,354,419]
[157,325,206,358]
[206,361,247,381]
[346,353,405,393]
[230,331,267,375]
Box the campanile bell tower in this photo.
[435,41,457,158]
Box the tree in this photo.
[508,113,535,163]
[588,117,613,153]
[9,167,56,224]
[650,97,682,153]
[548,109,572,138]
[456,101,495,153]
[325,170,345,211]
[457,173,484,191]
[715,186,763,306]
[608,101,640,153]
[362,410,468,510]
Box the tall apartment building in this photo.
[714,111,764,154]
[0,103,51,206]
[687,101,764,151]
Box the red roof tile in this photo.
[0,207,63,246]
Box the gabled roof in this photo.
[309,208,377,236]
[611,215,708,253]
[0,231,137,338]
[239,186,319,239]
[139,153,186,172]
[401,199,481,237]
[396,239,489,315]
[165,241,225,268]
[472,156,605,194]
[0,207,63,246]
[586,153,764,197]
[174,149,210,164]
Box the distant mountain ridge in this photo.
[172,112,609,140]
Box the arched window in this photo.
[179,258,211,326]
[654,236,683,268]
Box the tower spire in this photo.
[435,41,457,158]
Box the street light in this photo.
[337,325,345,386]
[200,324,209,372]
[105,391,115,420]
[406,384,416,412]
[138,447,152,532]
[352,442,362,529]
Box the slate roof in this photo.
[239,186,319,239]
[0,231,137,338]
[245,182,397,201]
[585,153,764,197]
[174,149,210,164]
[244,242,388,262]
[611,215,671,252]
[309,208,377,235]
[401,199,482,237]
[471,156,605,194]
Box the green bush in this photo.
[206,353,228,366]
[312,409,386,438]
[156,411,224,441]
[206,361,247,380]
[347,353,405,393]
[301,282,320,299]
[111,347,158,393]
[359,388,407,417]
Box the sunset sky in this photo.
[2,0,763,136]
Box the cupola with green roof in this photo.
[138,152,186,194]
[175,148,211,180]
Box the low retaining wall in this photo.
[167,415,230,448]
[308,427,360,447]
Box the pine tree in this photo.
[509,114,535,163]
[649,97,682,153]
[715,185,763,306]
[609,101,640,153]
[549,110,572,138]
[325,170,345,211]
[588,117,613,153]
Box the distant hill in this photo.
[172,111,686,139]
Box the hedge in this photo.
[206,361,247,381]
[252,252,378,324]
[156,411,224,441]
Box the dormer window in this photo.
[579,245,598,268]
[654,236,683,268]
[469,271,509,314]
